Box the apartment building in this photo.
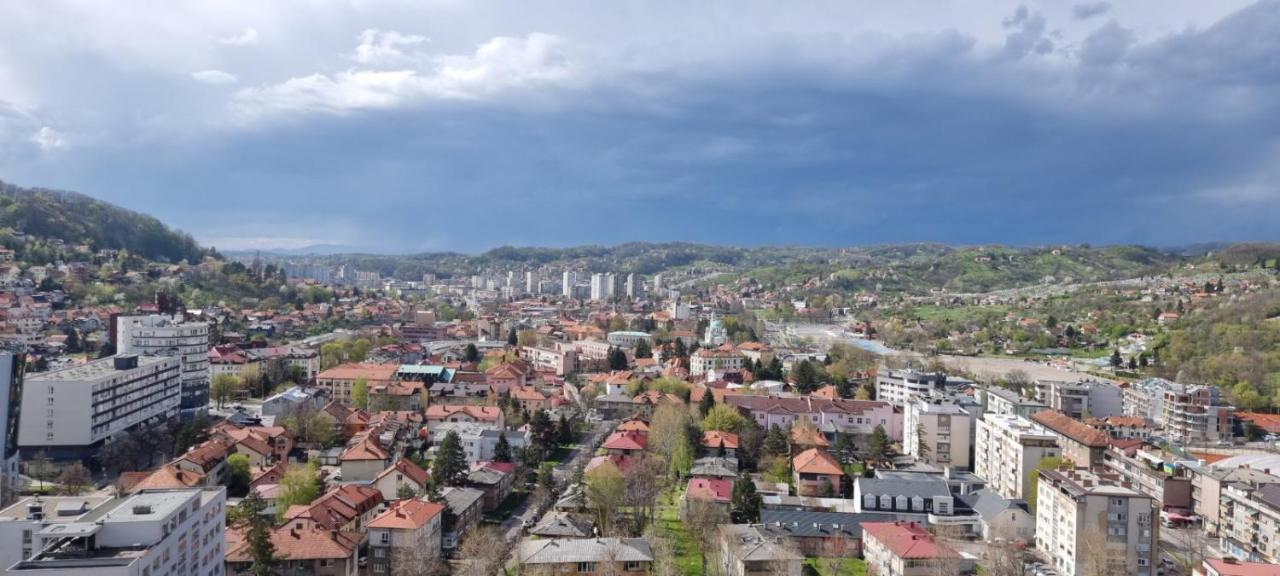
[19,355,181,458]
[1034,468,1159,576]
[1101,444,1193,511]
[518,346,577,376]
[1035,379,1123,420]
[984,386,1049,419]
[1188,456,1280,536]
[690,344,744,376]
[115,314,211,418]
[875,370,947,407]
[5,488,226,576]
[1219,479,1280,564]
[1030,410,1110,468]
[1124,378,1234,445]
[0,353,24,499]
[315,363,399,405]
[904,398,973,469]
[367,498,445,574]
[725,396,901,444]
[974,414,1060,500]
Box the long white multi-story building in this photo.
[19,355,181,457]
[1035,468,1158,576]
[1036,379,1123,420]
[974,414,1059,500]
[875,369,947,407]
[115,315,210,418]
[2,488,226,576]
[0,353,24,504]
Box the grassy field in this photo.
[805,558,867,576]
[655,491,705,575]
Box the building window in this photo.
[577,562,597,572]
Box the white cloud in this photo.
[233,32,579,121]
[31,126,67,152]
[191,69,238,84]
[217,27,259,46]
[352,29,428,65]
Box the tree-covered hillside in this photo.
[0,180,204,263]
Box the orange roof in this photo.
[602,430,648,451]
[792,448,843,476]
[686,477,733,502]
[425,404,502,421]
[1239,412,1280,434]
[511,386,548,401]
[128,464,205,492]
[317,363,399,382]
[701,430,740,450]
[1188,451,1231,464]
[617,417,650,433]
[367,498,444,530]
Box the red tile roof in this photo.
[862,521,961,559]
[701,431,740,450]
[793,448,843,476]
[603,430,648,451]
[686,477,733,503]
[1203,559,1280,576]
[227,526,360,562]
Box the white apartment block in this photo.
[116,315,211,417]
[690,345,745,376]
[984,386,1049,419]
[19,355,181,454]
[1036,379,1123,420]
[875,370,947,407]
[904,398,972,469]
[974,414,1059,500]
[1035,469,1158,576]
[3,488,226,576]
[1123,378,1233,445]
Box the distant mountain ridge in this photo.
[0,180,204,263]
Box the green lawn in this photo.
[655,491,705,575]
[804,557,867,576]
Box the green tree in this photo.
[493,433,512,463]
[530,410,558,448]
[432,431,469,486]
[607,347,629,371]
[351,377,369,410]
[584,460,625,535]
[1026,456,1070,512]
[463,343,480,363]
[915,422,931,458]
[557,413,575,445]
[701,404,748,434]
[866,424,891,466]
[211,374,241,410]
[698,390,716,418]
[729,473,762,524]
[278,462,321,517]
[634,338,652,360]
[1110,349,1123,368]
[63,327,83,353]
[762,425,789,459]
[507,328,518,347]
[240,490,280,576]
[226,454,252,497]
[793,360,820,393]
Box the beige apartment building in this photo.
[1034,468,1159,576]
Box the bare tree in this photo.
[455,526,512,576]
[55,463,93,495]
[646,528,684,576]
[1079,526,1121,576]
[389,528,450,576]
[683,499,729,574]
[623,455,665,534]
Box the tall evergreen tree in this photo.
[240,490,279,576]
[432,431,469,486]
[463,343,480,363]
[867,424,891,466]
[634,338,652,360]
[557,413,575,445]
[698,389,716,417]
[530,410,557,447]
[729,473,762,523]
[762,425,789,459]
[507,328,518,347]
[493,433,512,463]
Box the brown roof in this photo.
[701,431,740,450]
[1032,410,1110,447]
[227,526,360,562]
[374,458,430,487]
[317,363,399,382]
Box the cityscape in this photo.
[1,2,1280,576]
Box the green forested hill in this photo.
[0,180,203,263]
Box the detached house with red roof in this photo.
[372,457,431,501]
[283,484,384,542]
[339,433,391,482]
[602,430,648,457]
[793,448,844,497]
[701,431,739,458]
[484,361,528,394]
[862,521,973,576]
[510,385,552,414]
[425,405,505,432]
[681,477,733,520]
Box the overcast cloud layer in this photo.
[1,0,1278,252]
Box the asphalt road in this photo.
[499,418,616,542]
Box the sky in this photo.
[1,0,1278,253]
